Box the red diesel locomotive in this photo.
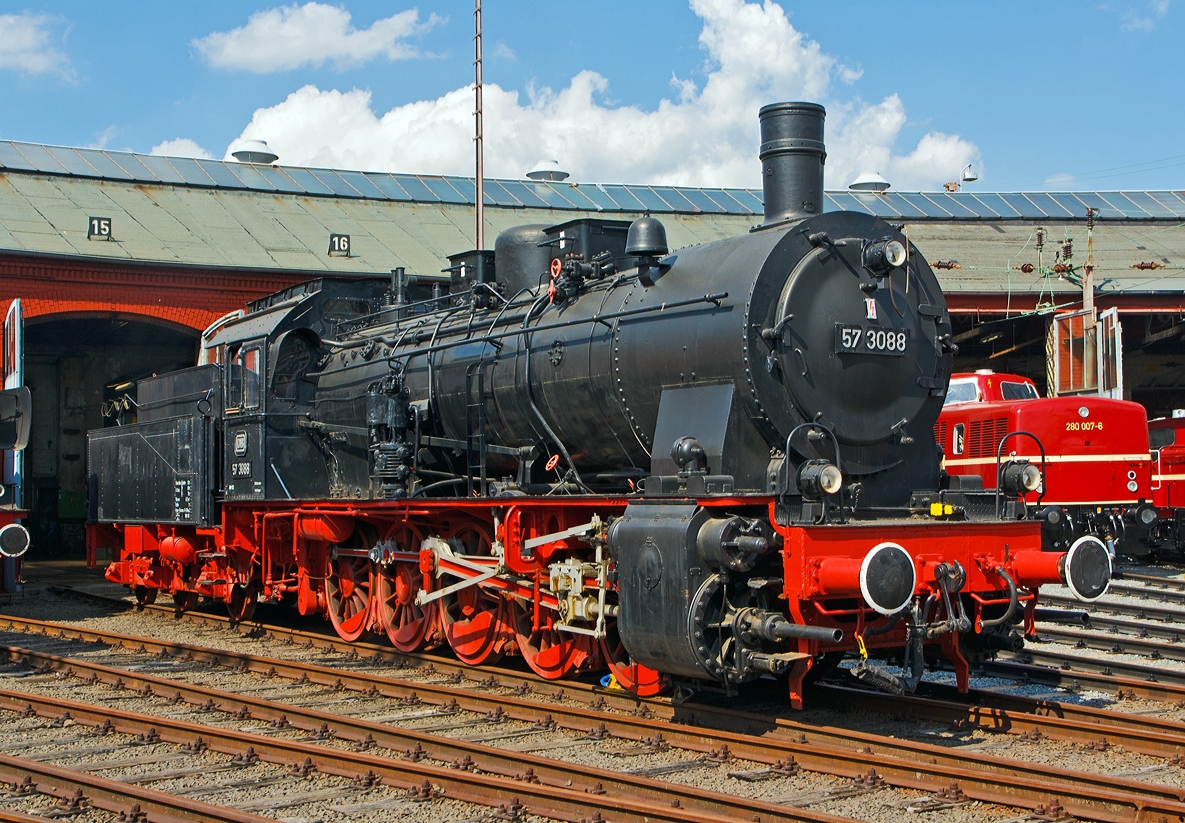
[937,370,1157,555]
[1146,416,1185,552]
[88,103,1111,706]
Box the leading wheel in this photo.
[512,599,595,680]
[326,553,372,641]
[226,585,257,623]
[440,523,507,666]
[375,524,441,652]
[599,619,666,696]
[172,590,199,614]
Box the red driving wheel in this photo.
[375,524,441,652]
[439,523,507,666]
[326,553,372,641]
[512,599,596,680]
[599,619,666,696]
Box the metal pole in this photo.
[474,0,484,251]
[1083,208,1096,315]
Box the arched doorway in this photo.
[24,314,199,557]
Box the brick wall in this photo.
[0,254,309,330]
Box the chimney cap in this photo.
[526,160,569,182]
[231,139,279,165]
[849,171,891,193]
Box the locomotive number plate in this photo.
[231,461,252,477]
[835,324,909,356]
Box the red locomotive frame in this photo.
[95,493,1068,708]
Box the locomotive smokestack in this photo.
[758,102,826,228]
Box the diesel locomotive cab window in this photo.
[1001,381,1038,400]
[944,380,980,405]
[1151,427,1177,449]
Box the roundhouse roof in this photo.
[0,140,1182,304]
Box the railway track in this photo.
[2,686,769,823]
[1041,591,1185,622]
[49,583,1185,716]
[0,640,831,823]
[0,748,278,823]
[1114,570,1185,591]
[5,608,1185,821]
[815,678,1185,759]
[1034,623,1185,661]
[1042,608,1185,641]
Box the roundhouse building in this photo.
[0,140,1183,555]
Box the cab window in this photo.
[271,332,316,401]
[226,345,242,409]
[945,380,980,405]
[225,340,264,412]
[953,423,965,455]
[1151,427,1177,449]
[1001,381,1038,400]
[242,345,262,409]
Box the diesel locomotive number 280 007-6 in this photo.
[89,102,1111,707]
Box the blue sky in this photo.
[0,1,1180,191]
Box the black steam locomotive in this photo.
[91,102,1109,705]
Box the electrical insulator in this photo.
[1035,228,1045,251]
[1062,240,1073,260]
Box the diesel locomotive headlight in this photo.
[1129,503,1159,528]
[1040,505,1064,531]
[864,238,907,273]
[1000,460,1041,494]
[797,460,843,499]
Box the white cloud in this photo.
[1044,172,1077,190]
[493,41,516,61]
[0,12,74,80]
[151,138,213,159]
[90,126,119,150]
[226,0,979,191]
[194,3,440,73]
[1123,0,1171,30]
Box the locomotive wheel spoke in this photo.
[439,523,507,666]
[326,555,372,641]
[226,585,257,623]
[376,524,441,652]
[511,600,593,680]
[172,590,199,614]
[599,619,667,697]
